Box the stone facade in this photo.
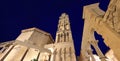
[0,13,76,61]
[0,27,54,61]
[1,0,120,60]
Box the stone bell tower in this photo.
[55,13,73,43]
[53,13,76,61]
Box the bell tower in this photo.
[53,13,76,61]
[55,13,73,43]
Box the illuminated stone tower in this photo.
[54,13,76,61]
[55,13,73,43]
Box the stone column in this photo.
[0,47,6,53]
[60,33,62,42]
[56,34,59,43]
[50,49,56,61]
[55,49,61,61]
[61,48,65,61]
[87,49,96,61]
[90,40,106,61]
[65,48,71,61]
[50,53,54,61]
[71,48,76,61]
[55,33,59,43]
[0,45,14,61]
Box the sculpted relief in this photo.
[104,0,120,32]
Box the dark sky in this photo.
[0,0,110,56]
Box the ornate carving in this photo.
[54,13,76,61]
[104,0,120,32]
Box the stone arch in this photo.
[88,28,107,61]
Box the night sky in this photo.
[0,0,110,56]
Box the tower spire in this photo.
[55,13,73,43]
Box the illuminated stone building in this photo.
[80,0,119,61]
[0,13,76,61]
